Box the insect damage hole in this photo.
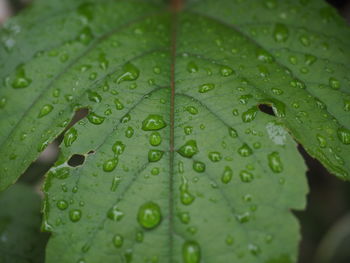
[258,104,276,116]
[67,154,85,167]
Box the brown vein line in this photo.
[169,0,182,261]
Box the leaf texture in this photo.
[0,0,349,262]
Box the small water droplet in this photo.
[185,106,198,115]
[329,77,340,90]
[273,23,289,42]
[149,132,162,146]
[198,83,215,93]
[113,234,123,248]
[112,141,126,155]
[242,107,258,123]
[221,166,233,184]
[107,206,124,221]
[148,150,164,162]
[88,91,102,103]
[125,126,134,138]
[193,161,205,173]
[38,104,53,118]
[12,64,32,89]
[187,61,198,73]
[57,200,68,210]
[268,152,283,173]
[238,143,253,157]
[64,128,78,147]
[220,65,235,76]
[208,152,222,162]
[114,98,124,110]
[239,170,254,183]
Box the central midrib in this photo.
[169,0,182,261]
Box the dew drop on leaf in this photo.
[221,166,233,184]
[238,143,253,157]
[116,63,140,84]
[137,201,162,229]
[38,104,54,118]
[69,209,82,222]
[103,158,118,172]
[273,23,289,42]
[113,234,123,248]
[198,83,215,93]
[239,170,254,183]
[112,141,126,155]
[268,152,284,173]
[178,140,199,158]
[183,240,201,263]
[64,128,78,147]
[148,150,164,162]
[149,132,162,146]
[107,206,124,221]
[87,112,105,125]
[192,161,205,173]
[337,127,350,145]
[142,115,167,131]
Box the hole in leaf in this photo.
[67,154,85,167]
[88,150,96,155]
[258,104,275,116]
[67,107,89,129]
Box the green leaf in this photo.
[0,184,48,263]
[0,0,349,262]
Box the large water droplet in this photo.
[183,241,201,263]
[238,143,253,157]
[69,209,82,222]
[178,140,198,158]
[116,63,140,84]
[87,112,105,125]
[148,150,164,162]
[137,201,162,229]
[142,115,167,131]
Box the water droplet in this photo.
[305,54,317,66]
[208,152,222,162]
[103,158,118,172]
[148,150,164,162]
[114,98,124,110]
[113,234,123,248]
[111,176,121,191]
[185,106,198,115]
[12,64,32,89]
[185,60,199,74]
[179,212,190,224]
[88,91,102,103]
[142,115,167,131]
[329,77,340,90]
[116,63,140,84]
[343,99,350,112]
[149,132,162,146]
[137,201,162,229]
[273,23,289,42]
[77,27,94,45]
[239,170,254,182]
[228,127,238,138]
[64,128,78,147]
[180,177,195,205]
[256,49,274,63]
[125,126,134,138]
[183,241,201,263]
[221,166,233,184]
[248,243,261,255]
[198,83,215,93]
[57,200,68,210]
[299,35,310,46]
[193,161,205,173]
[178,140,198,158]
[135,231,144,242]
[112,141,126,155]
[107,206,124,221]
[38,104,53,118]
[87,112,105,125]
[220,65,235,76]
[316,134,327,148]
[0,97,7,109]
[242,107,258,123]
[238,143,253,157]
[337,127,350,144]
[268,152,283,173]
[69,209,82,222]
